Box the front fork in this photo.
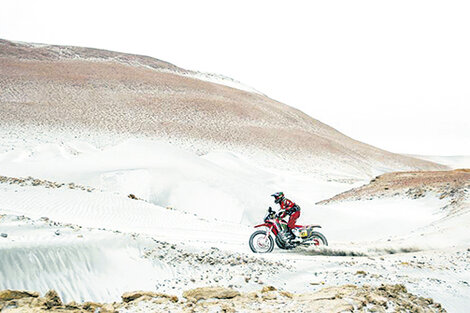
[264,225,272,241]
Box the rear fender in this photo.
[296,225,322,229]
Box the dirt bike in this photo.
[249,207,328,253]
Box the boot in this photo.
[287,229,295,239]
[289,228,302,243]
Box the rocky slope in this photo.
[0,285,446,313]
[0,39,445,179]
[316,169,470,250]
[317,169,470,213]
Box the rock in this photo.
[65,301,80,309]
[279,291,294,299]
[0,233,7,238]
[424,297,434,304]
[151,297,173,305]
[44,290,62,308]
[369,305,387,313]
[366,293,388,306]
[303,285,358,302]
[245,292,258,300]
[310,281,325,286]
[82,301,102,311]
[121,291,178,303]
[378,284,407,295]
[0,284,446,312]
[134,295,153,303]
[0,290,39,301]
[183,287,240,302]
[261,286,276,293]
[30,297,47,307]
[261,292,277,300]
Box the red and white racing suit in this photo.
[278,198,300,230]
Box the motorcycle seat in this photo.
[294,224,322,229]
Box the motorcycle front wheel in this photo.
[249,230,274,253]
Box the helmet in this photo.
[271,192,285,204]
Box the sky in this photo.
[1,0,469,155]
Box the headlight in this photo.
[264,213,270,222]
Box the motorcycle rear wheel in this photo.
[310,231,328,247]
[249,230,274,253]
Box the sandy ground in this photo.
[1,210,468,311]
[0,145,469,311]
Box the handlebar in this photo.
[266,207,285,220]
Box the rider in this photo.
[271,192,301,243]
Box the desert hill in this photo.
[0,39,446,179]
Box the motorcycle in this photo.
[249,207,328,253]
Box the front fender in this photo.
[254,223,270,228]
[254,223,278,235]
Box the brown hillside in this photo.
[0,39,446,178]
